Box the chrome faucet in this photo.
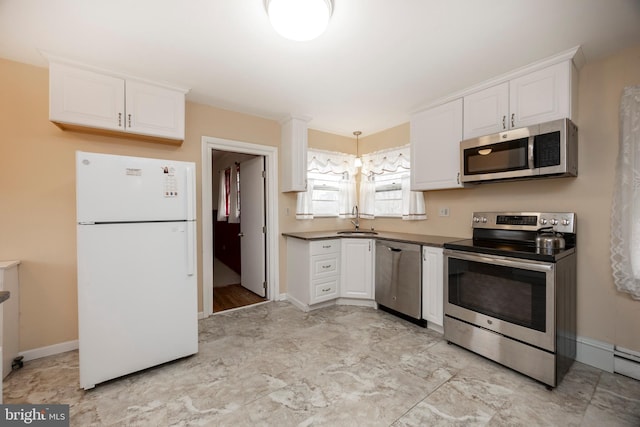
[351,205,360,230]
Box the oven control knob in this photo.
[562,218,571,226]
[550,219,559,226]
[473,216,480,223]
[481,217,488,223]
[540,218,548,225]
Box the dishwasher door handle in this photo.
[388,247,402,252]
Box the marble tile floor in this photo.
[4,301,640,426]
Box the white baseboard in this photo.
[277,293,288,302]
[198,311,206,320]
[336,298,376,308]
[19,340,79,362]
[576,335,614,372]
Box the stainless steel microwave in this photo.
[460,118,578,183]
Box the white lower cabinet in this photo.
[422,246,444,329]
[340,239,374,300]
[287,238,341,309]
[0,260,20,404]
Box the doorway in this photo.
[211,151,266,312]
[201,137,280,318]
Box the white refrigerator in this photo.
[76,151,198,389]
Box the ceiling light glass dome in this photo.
[266,0,333,42]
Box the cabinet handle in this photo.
[128,114,132,127]
[322,288,331,292]
[511,113,515,128]
[322,245,331,249]
[457,172,460,184]
[118,112,122,127]
[322,264,331,269]
[502,115,506,130]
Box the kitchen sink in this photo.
[336,230,378,236]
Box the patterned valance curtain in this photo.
[611,85,640,300]
[296,149,357,220]
[359,145,426,220]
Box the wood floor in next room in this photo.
[213,283,267,312]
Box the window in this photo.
[308,171,343,217]
[216,163,240,223]
[296,149,356,219]
[371,169,407,217]
[359,145,425,221]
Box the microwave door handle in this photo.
[528,137,535,169]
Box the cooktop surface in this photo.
[444,238,576,262]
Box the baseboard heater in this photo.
[614,346,640,381]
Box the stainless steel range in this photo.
[443,212,577,388]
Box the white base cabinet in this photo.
[49,61,186,141]
[340,239,374,300]
[0,261,20,387]
[421,247,443,330]
[287,239,340,309]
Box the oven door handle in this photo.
[444,250,554,272]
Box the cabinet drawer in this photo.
[310,239,340,255]
[311,278,339,303]
[311,254,339,278]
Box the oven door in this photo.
[444,249,555,352]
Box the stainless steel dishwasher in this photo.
[375,240,421,320]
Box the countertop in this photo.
[282,230,461,248]
[0,291,9,304]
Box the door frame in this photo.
[201,136,279,317]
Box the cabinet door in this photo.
[463,82,509,139]
[49,62,125,131]
[281,116,309,192]
[340,239,373,299]
[410,99,464,191]
[509,61,571,129]
[422,246,443,327]
[125,80,185,140]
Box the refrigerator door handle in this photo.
[185,166,195,221]
[186,222,195,276]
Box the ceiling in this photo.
[1,0,639,137]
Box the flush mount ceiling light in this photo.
[266,0,333,41]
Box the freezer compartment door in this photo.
[77,221,198,389]
[76,151,196,223]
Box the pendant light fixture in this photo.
[353,131,363,168]
[266,0,333,42]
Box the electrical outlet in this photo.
[438,207,450,217]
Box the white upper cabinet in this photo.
[410,98,464,191]
[463,61,575,139]
[509,61,573,129]
[463,82,509,138]
[280,116,310,192]
[49,61,186,141]
[124,80,185,140]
